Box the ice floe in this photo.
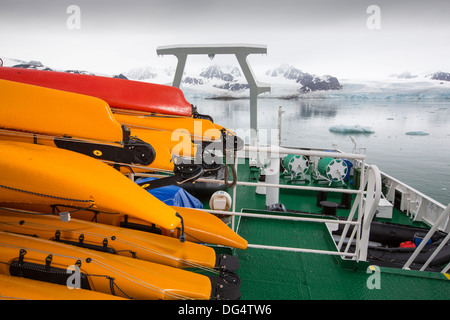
[329,125,375,134]
[405,131,430,136]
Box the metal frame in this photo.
[156,44,270,136]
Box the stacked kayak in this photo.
[0,67,244,172]
[0,231,213,300]
[0,79,198,182]
[0,66,194,116]
[0,141,180,230]
[0,69,246,300]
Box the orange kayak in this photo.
[0,231,213,299]
[0,141,181,230]
[0,213,218,270]
[0,274,126,300]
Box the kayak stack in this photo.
[0,67,246,300]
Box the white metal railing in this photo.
[382,171,449,233]
[203,208,360,258]
[200,145,379,262]
[336,165,381,261]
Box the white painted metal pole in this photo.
[246,243,357,257]
[265,146,280,206]
[420,231,450,271]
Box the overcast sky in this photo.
[1,0,449,78]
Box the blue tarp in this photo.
[136,177,203,209]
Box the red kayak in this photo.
[0,67,193,117]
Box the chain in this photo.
[0,184,94,203]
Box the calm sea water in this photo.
[190,97,450,206]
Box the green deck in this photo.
[195,160,450,300]
[233,210,449,300]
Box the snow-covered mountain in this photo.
[181,65,249,97]
[0,58,52,71]
[179,64,343,98]
[430,72,450,82]
[263,64,342,93]
[123,65,175,82]
[122,64,343,99]
[0,57,127,78]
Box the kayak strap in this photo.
[53,230,117,254]
[8,249,91,290]
[0,184,94,204]
[54,136,156,166]
[6,249,134,298]
[120,214,162,234]
[224,161,237,189]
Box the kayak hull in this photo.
[0,274,126,300]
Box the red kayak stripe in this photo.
[0,67,192,117]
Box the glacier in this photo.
[175,65,450,100]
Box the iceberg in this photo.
[329,125,375,134]
[405,131,429,136]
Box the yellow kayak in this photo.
[0,231,214,300]
[0,79,159,167]
[113,110,223,142]
[0,141,181,230]
[0,274,126,300]
[0,201,248,250]
[0,128,173,173]
[0,79,123,143]
[113,110,243,153]
[113,110,243,180]
[68,205,248,250]
[0,79,204,174]
[166,206,248,250]
[0,213,218,270]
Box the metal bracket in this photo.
[156,44,271,136]
[102,238,108,248]
[45,254,53,270]
[18,249,27,266]
[137,160,204,190]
